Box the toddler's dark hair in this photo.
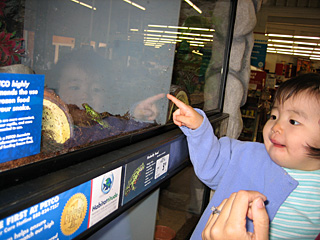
[274,73,320,104]
[273,73,320,159]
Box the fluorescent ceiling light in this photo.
[269,45,318,51]
[79,2,93,9]
[145,30,163,33]
[148,25,168,28]
[168,26,188,30]
[179,36,194,40]
[268,40,319,46]
[144,40,159,43]
[164,31,181,35]
[190,44,204,47]
[201,34,214,38]
[192,50,203,56]
[144,24,215,49]
[268,44,289,48]
[189,41,204,44]
[266,33,320,40]
[294,41,318,46]
[268,39,294,44]
[189,27,211,31]
[266,33,320,56]
[293,36,320,40]
[277,51,293,55]
[70,0,96,10]
[266,34,293,38]
[148,24,215,32]
[185,0,202,14]
[182,32,201,36]
[267,46,320,60]
[195,38,211,41]
[270,48,315,54]
[123,0,146,11]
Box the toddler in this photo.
[167,73,320,239]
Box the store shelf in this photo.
[242,115,256,119]
[240,96,260,142]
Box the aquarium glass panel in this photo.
[0,0,233,171]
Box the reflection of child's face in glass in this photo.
[57,64,105,112]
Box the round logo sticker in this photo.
[60,193,87,236]
[101,172,114,194]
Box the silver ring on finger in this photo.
[211,206,221,216]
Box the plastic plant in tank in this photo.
[0,0,5,17]
[0,0,25,66]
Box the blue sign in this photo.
[251,42,267,69]
[122,145,170,205]
[0,181,91,240]
[0,73,44,163]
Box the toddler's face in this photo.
[57,64,106,112]
[263,92,320,171]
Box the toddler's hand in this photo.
[133,93,165,121]
[167,94,203,130]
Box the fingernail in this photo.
[256,198,265,209]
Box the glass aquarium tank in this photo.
[0,0,234,172]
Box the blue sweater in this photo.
[180,110,298,240]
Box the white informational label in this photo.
[88,166,122,227]
[154,154,169,179]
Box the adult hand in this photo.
[202,190,269,240]
[167,94,203,130]
[133,93,165,121]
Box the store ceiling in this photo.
[257,0,320,37]
[253,0,320,60]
